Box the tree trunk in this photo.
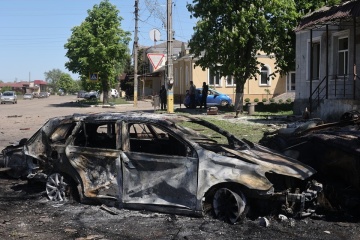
[234,79,245,117]
[101,77,110,104]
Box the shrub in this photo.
[286,98,292,103]
[278,99,283,103]
[244,98,250,103]
[262,98,267,102]
[254,98,259,103]
[269,98,275,103]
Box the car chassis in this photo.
[1,112,322,223]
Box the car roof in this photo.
[70,112,189,124]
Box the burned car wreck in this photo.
[1,112,322,223]
[260,111,360,217]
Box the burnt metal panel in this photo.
[122,151,198,210]
[66,146,120,199]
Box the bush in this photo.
[278,99,283,103]
[254,98,259,103]
[262,98,267,102]
[254,101,294,113]
[269,98,275,103]
[244,98,250,103]
[286,98,292,103]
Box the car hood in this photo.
[219,143,316,180]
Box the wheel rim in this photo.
[46,173,69,201]
[213,188,246,224]
[220,100,228,106]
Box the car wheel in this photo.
[220,100,229,107]
[46,173,72,201]
[213,188,247,224]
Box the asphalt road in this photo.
[0,95,156,149]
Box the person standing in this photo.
[200,82,208,109]
[159,85,167,110]
[189,81,196,109]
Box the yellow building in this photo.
[139,41,291,104]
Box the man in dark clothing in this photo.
[200,82,209,109]
[160,85,167,110]
[189,81,196,109]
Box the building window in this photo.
[226,75,235,86]
[287,72,296,91]
[260,66,270,86]
[338,37,348,76]
[311,42,320,80]
[209,70,221,86]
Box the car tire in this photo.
[46,173,73,201]
[220,100,229,107]
[213,188,247,224]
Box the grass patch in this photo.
[206,118,268,143]
[177,117,269,144]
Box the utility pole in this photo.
[133,0,139,107]
[166,0,174,113]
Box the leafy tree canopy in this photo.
[187,0,298,113]
[58,73,78,94]
[44,68,63,92]
[187,0,342,114]
[64,0,131,102]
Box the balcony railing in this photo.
[309,74,360,112]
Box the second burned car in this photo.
[1,112,322,223]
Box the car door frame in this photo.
[118,120,199,213]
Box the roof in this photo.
[296,1,360,31]
[0,82,29,88]
[146,39,185,53]
[34,80,47,85]
[69,112,191,125]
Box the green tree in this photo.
[58,73,77,94]
[187,0,342,116]
[44,69,63,92]
[64,0,131,103]
[187,1,299,116]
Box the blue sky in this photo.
[0,0,197,82]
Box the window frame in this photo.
[338,36,349,77]
[208,69,221,87]
[225,75,235,87]
[259,65,271,87]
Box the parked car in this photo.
[33,92,40,98]
[0,91,17,104]
[23,93,34,100]
[77,90,87,98]
[110,88,119,98]
[184,88,232,108]
[84,90,99,99]
[39,92,48,98]
[0,112,322,223]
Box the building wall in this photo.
[142,42,289,105]
[173,53,286,103]
[294,23,360,116]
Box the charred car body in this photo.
[260,111,360,217]
[1,112,322,223]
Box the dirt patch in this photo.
[0,174,358,240]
